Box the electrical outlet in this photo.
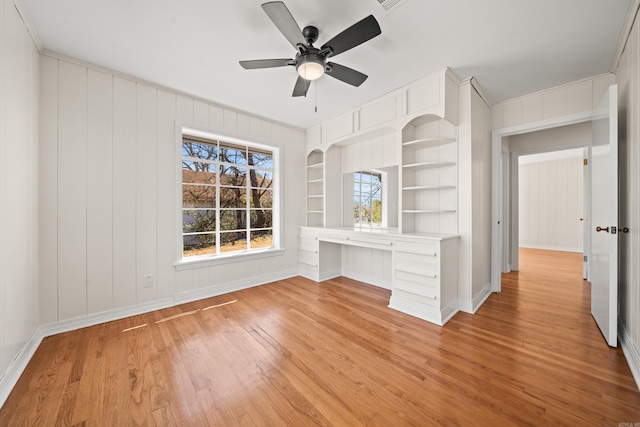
[143,274,154,288]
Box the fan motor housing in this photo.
[295,51,326,69]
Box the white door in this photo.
[590,84,618,348]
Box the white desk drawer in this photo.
[395,239,438,256]
[299,237,319,253]
[298,250,318,267]
[395,268,438,285]
[395,251,438,275]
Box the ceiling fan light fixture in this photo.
[297,60,324,80]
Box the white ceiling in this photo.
[21,0,632,129]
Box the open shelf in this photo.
[401,116,458,234]
[403,209,457,214]
[403,185,456,191]
[403,161,455,170]
[402,137,455,149]
[307,149,325,227]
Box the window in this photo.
[353,171,383,227]
[180,130,278,261]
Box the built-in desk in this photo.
[298,226,459,326]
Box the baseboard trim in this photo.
[457,284,492,314]
[619,321,640,391]
[472,284,492,313]
[174,269,299,305]
[0,328,45,407]
[318,269,341,282]
[388,295,458,326]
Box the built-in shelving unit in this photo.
[306,149,325,227]
[401,116,458,234]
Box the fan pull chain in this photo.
[315,80,318,113]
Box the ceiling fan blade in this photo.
[239,59,293,69]
[261,1,306,49]
[321,15,381,58]
[325,62,368,87]
[292,76,310,97]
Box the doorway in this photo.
[491,112,596,292]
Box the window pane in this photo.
[249,170,273,189]
[220,209,245,231]
[182,140,218,161]
[220,165,246,187]
[247,149,273,169]
[220,187,247,209]
[250,209,272,228]
[220,231,247,253]
[183,234,216,258]
[250,229,272,249]
[183,209,216,233]
[183,184,215,208]
[250,188,273,209]
[182,163,216,185]
[354,170,382,227]
[219,143,247,164]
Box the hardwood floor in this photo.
[1,248,639,426]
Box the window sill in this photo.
[175,248,285,271]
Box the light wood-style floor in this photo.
[1,248,639,426]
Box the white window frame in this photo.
[176,125,283,270]
[353,169,387,228]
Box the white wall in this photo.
[616,2,640,387]
[38,53,306,324]
[0,0,40,374]
[337,132,397,288]
[458,80,492,312]
[518,152,584,252]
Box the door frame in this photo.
[491,110,597,292]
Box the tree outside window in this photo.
[181,136,274,258]
[354,171,382,227]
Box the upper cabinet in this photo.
[306,68,459,154]
[305,68,461,235]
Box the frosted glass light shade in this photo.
[297,61,324,80]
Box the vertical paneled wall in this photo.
[518,155,584,252]
[458,81,492,310]
[0,0,40,373]
[39,54,305,323]
[338,132,397,288]
[616,6,640,380]
[469,86,492,300]
[492,74,616,129]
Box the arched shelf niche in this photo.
[400,113,458,234]
[306,148,325,227]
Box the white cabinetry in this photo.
[401,116,457,234]
[389,235,458,326]
[298,227,459,325]
[306,149,324,227]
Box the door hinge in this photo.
[584,255,587,262]
[583,159,588,165]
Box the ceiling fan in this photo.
[239,1,382,97]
